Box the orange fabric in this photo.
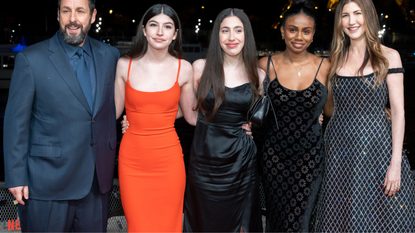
[118,58,185,232]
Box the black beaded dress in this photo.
[313,69,415,232]
[183,84,263,232]
[260,57,327,232]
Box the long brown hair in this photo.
[196,8,260,121]
[126,4,183,59]
[329,0,389,87]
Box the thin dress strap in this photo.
[176,59,181,83]
[313,57,324,79]
[127,58,133,81]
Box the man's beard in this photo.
[60,21,91,46]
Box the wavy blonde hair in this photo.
[329,0,389,88]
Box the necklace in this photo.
[290,64,303,77]
[296,66,303,77]
[284,51,307,77]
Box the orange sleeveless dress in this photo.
[118,58,185,232]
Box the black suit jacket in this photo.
[4,32,120,200]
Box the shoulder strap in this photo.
[313,57,324,80]
[176,59,181,82]
[267,55,277,78]
[127,58,133,81]
[387,67,405,74]
[263,56,271,95]
[266,55,271,76]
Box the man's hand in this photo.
[121,115,129,134]
[8,186,29,205]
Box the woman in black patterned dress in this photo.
[313,0,414,231]
[258,1,330,231]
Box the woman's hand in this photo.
[242,122,253,138]
[121,115,129,134]
[382,161,401,197]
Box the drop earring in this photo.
[282,36,285,40]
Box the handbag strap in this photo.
[264,55,278,95]
[263,56,271,96]
[264,55,279,129]
[268,55,278,78]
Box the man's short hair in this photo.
[57,0,96,14]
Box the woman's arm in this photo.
[114,57,128,119]
[383,47,405,197]
[257,67,266,95]
[176,105,183,119]
[318,58,334,118]
[323,91,334,118]
[178,59,198,126]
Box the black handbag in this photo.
[248,56,278,133]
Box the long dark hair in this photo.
[126,4,183,59]
[196,8,260,121]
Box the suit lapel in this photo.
[90,39,106,117]
[48,33,92,115]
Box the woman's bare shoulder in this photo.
[192,59,206,70]
[381,45,402,68]
[117,56,132,67]
[180,59,193,75]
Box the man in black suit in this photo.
[4,0,119,231]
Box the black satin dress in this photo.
[183,84,262,232]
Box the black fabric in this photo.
[313,71,415,232]
[260,58,327,232]
[387,67,405,74]
[18,173,109,232]
[249,56,278,134]
[183,84,262,232]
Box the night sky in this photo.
[1,0,414,50]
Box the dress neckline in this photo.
[127,58,181,93]
[335,67,405,78]
[225,82,250,89]
[271,57,326,92]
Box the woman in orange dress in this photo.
[114,4,196,232]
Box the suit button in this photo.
[92,119,96,123]
[90,143,94,147]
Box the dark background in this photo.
[2,0,414,50]
[0,0,415,180]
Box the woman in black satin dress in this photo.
[258,1,330,232]
[183,8,265,232]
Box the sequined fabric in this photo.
[313,71,415,232]
[260,67,328,232]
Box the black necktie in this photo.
[76,48,93,110]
